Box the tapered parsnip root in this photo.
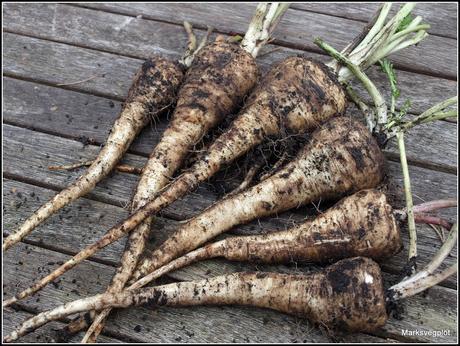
[130,189,402,289]
[135,38,259,202]
[4,257,388,342]
[3,57,184,251]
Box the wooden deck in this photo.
[2,3,457,343]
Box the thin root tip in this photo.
[3,334,15,343]
[3,242,11,252]
[3,297,16,308]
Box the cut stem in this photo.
[316,3,431,134]
[343,3,421,77]
[179,21,197,67]
[388,223,457,300]
[324,3,428,83]
[317,38,387,129]
[396,130,417,274]
[411,199,457,214]
[400,97,458,132]
[391,264,457,301]
[179,22,213,68]
[413,213,453,231]
[241,2,290,58]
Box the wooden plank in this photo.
[3,178,179,266]
[74,2,457,79]
[4,2,457,111]
[2,243,143,343]
[290,3,458,39]
[3,77,457,172]
[3,121,457,236]
[4,122,457,221]
[3,243,454,343]
[4,29,457,117]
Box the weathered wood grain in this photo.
[4,117,457,220]
[4,77,457,172]
[291,3,458,39]
[7,2,455,73]
[4,4,458,108]
[4,122,457,219]
[3,3,185,61]
[3,179,181,266]
[3,32,138,100]
[3,309,123,343]
[72,2,457,79]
